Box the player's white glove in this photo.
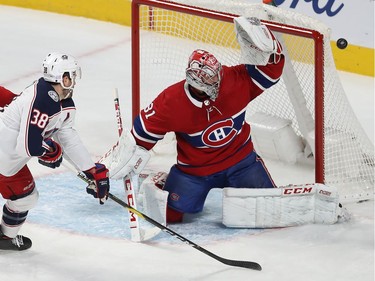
[234,16,283,65]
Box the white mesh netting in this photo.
[134,0,374,202]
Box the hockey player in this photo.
[0,53,110,251]
[131,17,285,223]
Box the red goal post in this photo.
[131,0,374,202]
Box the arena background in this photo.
[0,0,374,77]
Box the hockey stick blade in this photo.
[75,172,261,270]
[139,225,162,241]
[107,192,262,271]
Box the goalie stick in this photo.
[74,171,262,271]
[113,88,123,136]
[114,88,141,241]
[113,88,161,242]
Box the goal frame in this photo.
[131,0,325,183]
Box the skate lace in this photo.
[12,236,24,247]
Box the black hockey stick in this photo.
[76,172,262,271]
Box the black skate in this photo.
[0,231,32,251]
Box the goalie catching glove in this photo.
[38,138,63,169]
[234,16,283,65]
[83,163,110,205]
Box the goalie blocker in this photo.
[99,128,150,179]
[223,183,348,228]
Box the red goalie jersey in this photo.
[132,57,284,177]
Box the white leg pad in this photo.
[139,172,169,226]
[222,184,343,228]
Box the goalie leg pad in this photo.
[139,172,169,226]
[222,184,343,228]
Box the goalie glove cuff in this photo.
[268,37,283,64]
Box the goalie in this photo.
[105,17,345,228]
[130,17,286,223]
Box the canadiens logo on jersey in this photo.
[201,118,238,148]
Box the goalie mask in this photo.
[42,52,81,92]
[186,49,223,101]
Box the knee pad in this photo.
[6,188,39,212]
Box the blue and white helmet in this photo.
[42,52,81,90]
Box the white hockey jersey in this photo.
[0,78,94,176]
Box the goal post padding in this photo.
[131,0,374,202]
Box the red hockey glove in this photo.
[83,163,110,205]
[38,138,63,169]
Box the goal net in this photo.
[131,0,374,202]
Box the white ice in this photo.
[0,5,374,281]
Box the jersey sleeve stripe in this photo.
[24,84,38,157]
[246,64,280,90]
[132,115,163,144]
[139,115,164,139]
[132,128,156,144]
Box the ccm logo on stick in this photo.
[283,187,313,195]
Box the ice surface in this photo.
[0,5,373,281]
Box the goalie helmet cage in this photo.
[131,0,374,202]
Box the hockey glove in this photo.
[38,138,63,169]
[234,16,283,65]
[83,163,110,205]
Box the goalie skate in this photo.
[0,231,32,251]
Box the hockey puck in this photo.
[336,38,348,49]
